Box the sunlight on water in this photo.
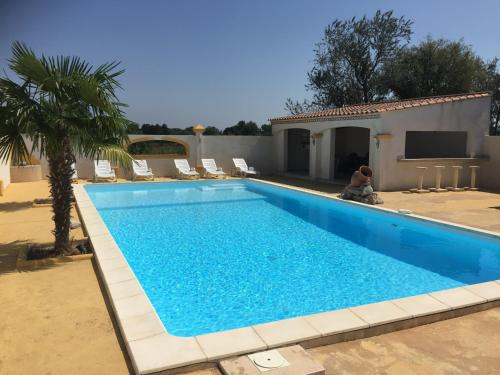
[86,180,500,336]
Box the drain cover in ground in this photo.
[219,345,325,375]
[248,350,289,371]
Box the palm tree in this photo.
[0,42,131,255]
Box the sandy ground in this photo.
[1,178,500,374]
[0,181,132,375]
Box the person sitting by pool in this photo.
[340,166,383,205]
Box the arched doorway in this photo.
[287,128,310,175]
[332,127,370,182]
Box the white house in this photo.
[1,92,499,195]
[270,92,492,191]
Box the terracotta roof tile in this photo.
[270,92,491,124]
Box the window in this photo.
[405,131,467,158]
[128,140,187,156]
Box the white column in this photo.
[446,166,464,191]
[310,132,324,179]
[273,130,287,173]
[329,129,336,181]
[309,134,316,178]
[411,166,430,193]
[429,166,446,192]
[469,165,480,190]
[320,129,332,180]
[371,133,392,191]
[192,124,205,169]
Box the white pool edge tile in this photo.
[74,185,207,374]
[73,182,500,374]
[195,326,268,361]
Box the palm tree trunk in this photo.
[48,136,78,256]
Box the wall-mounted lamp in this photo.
[311,132,323,146]
[372,133,392,149]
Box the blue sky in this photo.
[1,0,498,129]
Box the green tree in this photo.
[127,121,141,134]
[260,124,272,136]
[286,10,412,113]
[223,120,260,135]
[384,38,498,98]
[384,37,500,134]
[203,126,221,135]
[0,42,131,255]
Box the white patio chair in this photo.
[71,162,78,182]
[201,159,226,178]
[132,160,154,180]
[232,158,259,177]
[174,159,199,179]
[94,160,116,182]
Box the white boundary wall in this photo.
[19,134,274,180]
[0,157,10,192]
[481,136,500,190]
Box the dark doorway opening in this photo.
[287,128,310,175]
[333,127,370,182]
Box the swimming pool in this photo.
[85,180,500,337]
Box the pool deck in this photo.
[1,178,500,374]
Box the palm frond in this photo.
[9,41,58,92]
[0,114,31,164]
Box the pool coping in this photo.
[73,180,500,375]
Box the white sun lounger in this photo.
[232,158,259,177]
[71,162,78,182]
[201,158,226,178]
[174,159,199,179]
[132,160,154,180]
[94,160,116,182]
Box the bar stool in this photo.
[410,166,430,193]
[468,165,480,191]
[446,166,464,191]
[429,166,447,192]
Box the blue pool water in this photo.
[85,180,500,336]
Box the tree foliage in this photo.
[287,10,412,112]
[0,42,131,255]
[286,10,500,133]
[126,121,270,135]
[384,37,500,134]
[384,38,498,98]
[223,120,260,135]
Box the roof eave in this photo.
[270,113,381,125]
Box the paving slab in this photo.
[219,345,324,375]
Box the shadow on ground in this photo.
[0,201,34,212]
[0,240,26,275]
[0,240,80,276]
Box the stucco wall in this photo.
[272,117,381,185]
[375,97,491,190]
[22,134,273,179]
[271,97,491,191]
[481,136,500,190]
[0,158,10,193]
[201,136,274,174]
